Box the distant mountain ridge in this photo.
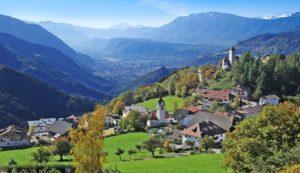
[0,65,95,128]
[0,14,95,69]
[236,29,300,56]
[0,32,111,100]
[39,12,300,48]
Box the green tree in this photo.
[112,100,124,115]
[143,137,162,158]
[32,148,51,164]
[135,144,142,152]
[231,96,241,110]
[115,148,124,161]
[127,149,137,160]
[223,103,300,172]
[200,135,214,152]
[121,110,147,131]
[52,137,72,161]
[209,101,219,113]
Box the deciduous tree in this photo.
[70,105,107,173]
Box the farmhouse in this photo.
[28,118,56,134]
[259,95,280,105]
[105,114,120,127]
[0,125,30,148]
[194,88,234,102]
[47,120,73,140]
[122,105,149,118]
[181,111,233,145]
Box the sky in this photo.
[0,0,299,28]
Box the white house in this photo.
[181,122,227,146]
[259,95,280,105]
[181,111,233,146]
[105,115,120,127]
[28,118,56,134]
[0,125,30,148]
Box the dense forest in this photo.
[231,52,300,99]
[0,66,95,128]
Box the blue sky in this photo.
[0,0,299,28]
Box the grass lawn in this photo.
[0,133,149,166]
[105,132,150,162]
[138,96,185,112]
[107,154,226,173]
[209,78,233,90]
[0,133,226,173]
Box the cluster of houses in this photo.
[0,47,281,150]
[0,114,121,148]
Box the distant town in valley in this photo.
[0,1,300,173]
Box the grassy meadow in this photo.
[138,96,185,112]
[0,132,226,173]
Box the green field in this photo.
[0,133,226,173]
[138,96,185,112]
[108,154,225,173]
[209,78,233,90]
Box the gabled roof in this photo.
[194,88,231,101]
[0,125,27,138]
[173,109,189,120]
[181,121,227,138]
[124,105,148,113]
[28,118,56,127]
[47,120,72,135]
[262,95,280,100]
[187,111,233,131]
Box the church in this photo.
[146,95,169,128]
[221,47,239,71]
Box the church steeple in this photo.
[156,94,166,123]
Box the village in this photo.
[0,48,281,154]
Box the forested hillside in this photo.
[0,66,95,128]
[236,29,300,56]
[0,33,111,100]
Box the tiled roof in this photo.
[173,109,189,120]
[28,118,56,127]
[181,121,227,138]
[236,106,263,117]
[124,105,148,113]
[194,88,231,101]
[0,125,27,138]
[187,111,233,131]
[188,106,200,114]
[47,120,72,135]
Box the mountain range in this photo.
[0,65,95,128]
[40,12,300,49]
[0,32,111,100]
[236,29,300,56]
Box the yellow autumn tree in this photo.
[70,105,107,173]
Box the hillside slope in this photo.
[120,67,175,91]
[236,29,300,55]
[0,66,95,128]
[0,14,95,69]
[0,33,111,100]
